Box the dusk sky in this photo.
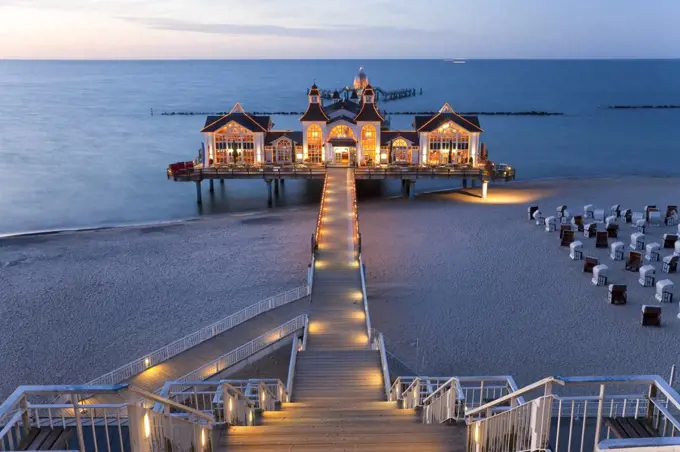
[0,0,679,59]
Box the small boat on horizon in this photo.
[444,59,467,64]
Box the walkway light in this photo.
[143,413,151,438]
[144,358,150,367]
[201,428,206,447]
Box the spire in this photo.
[308,83,320,104]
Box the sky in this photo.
[0,0,679,59]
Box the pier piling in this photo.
[482,180,489,199]
[266,180,273,206]
[195,181,202,204]
[220,179,224,185]
[209,179,214,193]
[408,180,416,200]
[463,178,468,188]
[274,179,280,196]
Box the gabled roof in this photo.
[201,103,270,133]
[265,130,303,145]
[325,99,361,115]
[380,131,419,146]
[299,102,329,122]
[328,115,356,125]
[414,103,482,133]
[354,99,384,123]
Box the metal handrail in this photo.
[169,315,308,387]
[87,285,309,386]
[369,331,391,400]
[313,173,328,251]
[359,254,372,342]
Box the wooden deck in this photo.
[224,168,467,451]
[86,298,309,404]
[169,166,327,182]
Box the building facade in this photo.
[201,79,484,167]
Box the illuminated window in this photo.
[428,123,469,165]
[329,125,355,139]
[307,124,323,164]
[215,122,255,165]
[275,139,292,163]
[361,124,378,161]
[392,138,410,163]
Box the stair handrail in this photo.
[421,377,464,424]
[401,377,421,409]
[370,330,391,400]
[86,285,310,387]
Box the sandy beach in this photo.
[0,208,315,399]
[2,176,680,398]
[361,176,680,385]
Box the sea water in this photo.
[1,59,679,235]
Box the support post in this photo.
[462,178,468,188]
[482,180,488,199]
[220,178,224,185]
[594,384,606,452]
[209,179,214,193]
[280,179,285,185]
[274,179,280,196]
[195,181,202,205]
[266,180,273,206]
[471,179,477,188]
[409,180,416,200]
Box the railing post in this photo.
[647,383,658,421]
[72,398,87,452]
[19,395,30,438]
[594,383,606,451]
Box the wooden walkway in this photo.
[225,168,466,451]
[87,298,309,404]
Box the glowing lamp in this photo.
[144,358,150,367]
[380,153,387,160]
[296,153,303,160]
[143,413,151,438]
[201,429,206,447]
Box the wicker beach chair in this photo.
[584,223,597,238]
[571,215,584,232]
[641,305,661,327]
[663,255,678,274]
[607,224,619,238]
[559,224,571,239]
[596,231,609,249]
[664,234,678,249]
[561,230,575,247]
[625,252,642,272]
[608,284,627,305]
[584,257,599,273]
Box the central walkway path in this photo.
[225,168,463,451]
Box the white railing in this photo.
[286,334,305,399]
[466,375,680,452]
[87,285,310,386]
[467,395,553,452]
[422,377,464,424]
[370,329,391,400]
[166,315,308,390]
[0,384,213,452]
[359,254,373,342]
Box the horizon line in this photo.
[2,57,680,62]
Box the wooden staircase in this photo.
[222,169,466,451]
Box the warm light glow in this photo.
[355,333,368,344]
[144,358,150,367]
[352,311,366,321]
[308,321,325,333]
[261,392,266,403]
[380,153,387,160]
[296,153,303,160]
[143,413,151,438]
[201,428,206,447]
[351,291,364,301]
[228,397,233,412]
[441,187,551,205]
[248,410,254,425]
[474,423,480,443]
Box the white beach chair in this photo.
[610,241,624,261]
[639,265,656,287]
[655,279,674,303]
[594,209,605,222]
[645,243,661,262]
[610,204,621,218]
[662,255,678,273]
[533,210,544,226]
[545,216,557,232]
[675,241,680,257]
[605,216,617,228]
[630,232,645,251]
[592,265,609,286]
[528,206,539,221]
[649,211,662,227]
[584,204,594,219]
[632,212,644,226]
[636,220,646,234]
[622,209,632,224]
[584,223,597,238]
[556,205,567,219]
[569,241,583,260]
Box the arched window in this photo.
[215,122,255,165]
[427,123,468,165]
[275,139,292,163]
[361,125,376,152]
[392,138,409,164]
[329,125,355,139]
[307,124,323,164]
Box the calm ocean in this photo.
[1,59,679,235]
